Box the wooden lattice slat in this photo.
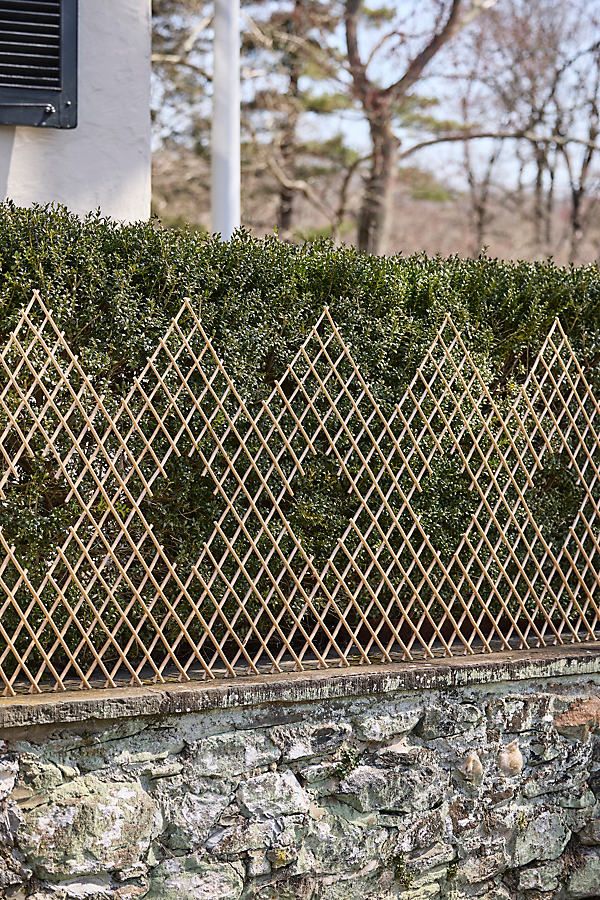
[0,293,597,694]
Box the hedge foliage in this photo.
[0,203,598,677]
[1,204,599,387]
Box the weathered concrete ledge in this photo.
[1,643,598,729]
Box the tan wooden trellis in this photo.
[0,292,597,695]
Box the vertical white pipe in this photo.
[211,0,241,239]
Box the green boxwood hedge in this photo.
[0,202,598,679]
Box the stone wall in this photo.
[0,653,599,900]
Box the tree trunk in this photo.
[532,143,546,252]
[276,0,303,238]
[357,115,395,255]
[544,154,556,255]
[569,188,584,263]
[277,66,300,236]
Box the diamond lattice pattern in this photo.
[0,295,597,693]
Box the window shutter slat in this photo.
[0,0,77,128]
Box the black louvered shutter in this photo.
[0,0,77,128]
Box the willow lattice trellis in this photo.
[0,292,597,694]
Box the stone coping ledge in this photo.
[1,644,598,729]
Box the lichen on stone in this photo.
[1,670,598,899]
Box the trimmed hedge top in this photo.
[0,202,599,398]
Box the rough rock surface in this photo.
[1,672,599,899]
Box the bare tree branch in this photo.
[266,153,334,223]
[398,129,600,159]
[344,0,370,104]
[386,0,465,99]
[152,52,211,80]
[246,14,345,85]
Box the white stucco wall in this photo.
[0,0,151,221]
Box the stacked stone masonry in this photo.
[0,660,599,899]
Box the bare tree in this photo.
[244,1,347,238]
[462,0,600,260]
[151,0,600,261]
[463,140,503,255]
[556,47,600,261]
[343,0,497,255]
